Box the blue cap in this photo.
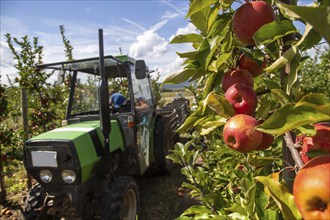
[111,93,126,108]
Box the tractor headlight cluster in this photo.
[61,170,76,184]
[40,169,53,183]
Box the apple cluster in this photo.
[222,65,274,153]
[221,1,275,154]
[220,1,330,218]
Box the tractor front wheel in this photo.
[23,184,55,220]
[98,176,139,220]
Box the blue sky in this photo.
[1,0,314,85]
[1,0,194,84]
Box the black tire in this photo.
[149,117,173,175]
[98,176,139,220]
[23,184,54,220]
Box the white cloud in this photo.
[0,16,31,84]
[157,55,185,82]
[0,41,18,84]
[129,30,168,59]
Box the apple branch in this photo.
[284,132,304,170]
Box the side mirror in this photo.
[57,69,66,84]
[135,60,146,79]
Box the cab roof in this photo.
[37,55,136,78]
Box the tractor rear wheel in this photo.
[98,176,138,220]
[149,117,173,175]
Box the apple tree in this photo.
[164,0,329,219]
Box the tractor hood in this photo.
[25,120,125,184]
[29,120,125,153]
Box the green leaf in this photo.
[194,115,209,127]
[166,151,182,164]
[256,96,273,118]
[198,38,211,52]
[257,97,330,135]
[175,216,191,220]
[205,36,222,70]
[203,71,222,97]
[295,93,328,108]
[170,34,204,44]
[176,103,214,133]
[221,28,234,52]
[199,115,227,135]
[243,184,257,216]
[296,124,316,136]
[286,55,300,94]
[247,155,280,167]
[203,92,235,118]
[263,80,281,90]
[180,205,213,216]
[176,51,199,59]
[220,0,234,10]
[226,204,248,215]
[271,89,292,106]
[162,68,199,84]
[190,7,211,36]
[208,12,232,38]
[297,24,322,51]
[176,113,202,133]
[255,176,302,220]
[216,52,232,69]
[208,2,220,31]
[254,20,297,45]
[228,212,249,220]
[276,2,330,43]
[264,46,297,72]
[186,0,217,18]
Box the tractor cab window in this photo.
[132,76,153,111]
[71,71,101,115]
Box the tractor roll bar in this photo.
[98,29,111,165]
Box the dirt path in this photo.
[0,164,198,220]
[138,164,199,220]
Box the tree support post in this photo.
[22,89,32,189]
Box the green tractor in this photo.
[23,30,189,220]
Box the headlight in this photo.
[62,170,76,184]
[40,169,53,183]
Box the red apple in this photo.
[233,1,275,45]
[225,83,258,115]
[238,54,267,77]
[256,132,274,150]
[223,114,263,153]
[301,122,330,163]
[255,119,274,150]
[221,68,254,92]
[293,155,330,219]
